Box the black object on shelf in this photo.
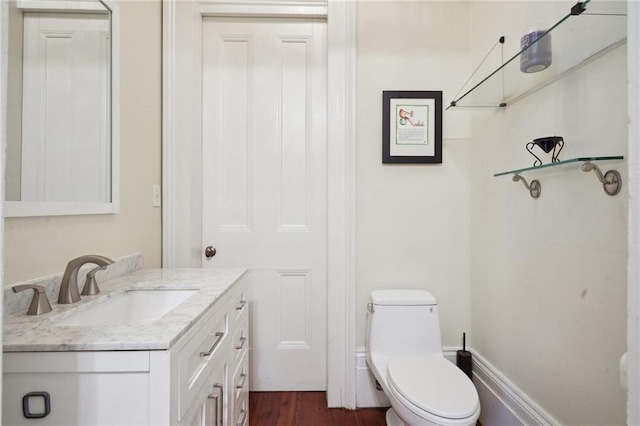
[456,333,473,381]
[526,136,565,167]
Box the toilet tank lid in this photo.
[370,290,437,306]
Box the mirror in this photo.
[5,0,118,217]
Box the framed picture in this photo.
[382,90,442,164]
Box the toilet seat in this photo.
[387,355,480,421]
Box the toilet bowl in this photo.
[365,290,480,426]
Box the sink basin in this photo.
[55,289,199,326]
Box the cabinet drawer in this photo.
[232,315,249,366]
[233,391,249,426]
[231,352,249,417]
[3,369,151,425]
[178,309,228,420]
[231,276,248,322]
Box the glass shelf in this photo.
[494,156,624,177]
[447,0,626,109]
[495,156,624,198]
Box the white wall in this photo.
[3,0,162,285]
[6,0,22,201]
[1,0,8,416]
[355,1,473,349]
[470,2,627,425]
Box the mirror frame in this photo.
[4,0,119,217]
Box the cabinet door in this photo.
[180,391,215,426]
[3,352,151,426]
[181,363,226,426]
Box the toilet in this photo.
[365,290,480,426]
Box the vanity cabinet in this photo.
[3,274,249,426]
[180,279,249,426]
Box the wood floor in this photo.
[249,391,387,425]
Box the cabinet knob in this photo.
[22,392,51,418]
[205,246,217,258]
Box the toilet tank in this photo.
[366,290,443,358]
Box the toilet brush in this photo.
[456,332,473,381]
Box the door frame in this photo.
[161,0,357,408]
[628,2,640,423]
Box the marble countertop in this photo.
[3,268,247,352]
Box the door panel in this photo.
[202,18,327,391]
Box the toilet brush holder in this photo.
[456,332,473,381]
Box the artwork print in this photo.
[382,91,442,164]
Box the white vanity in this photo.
[3,268,249,426]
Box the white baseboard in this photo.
[355,350,390,408]
[355,348,560,426]
[472,350,560,426]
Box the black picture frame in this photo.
[382,90,442,164]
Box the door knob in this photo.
[205,246,217,258]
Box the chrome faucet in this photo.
[58,255,114,304]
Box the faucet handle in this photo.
[81,265,108,296]
[12,285,53,315]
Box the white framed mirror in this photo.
[5,0,119,217]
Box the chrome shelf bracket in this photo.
[512,174,541,199]
[581,162,622,196]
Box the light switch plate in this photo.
[152,184,161,207]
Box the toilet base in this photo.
[386,408,407,426]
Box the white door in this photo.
[201,18,327,391]
[21,13,110,203]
